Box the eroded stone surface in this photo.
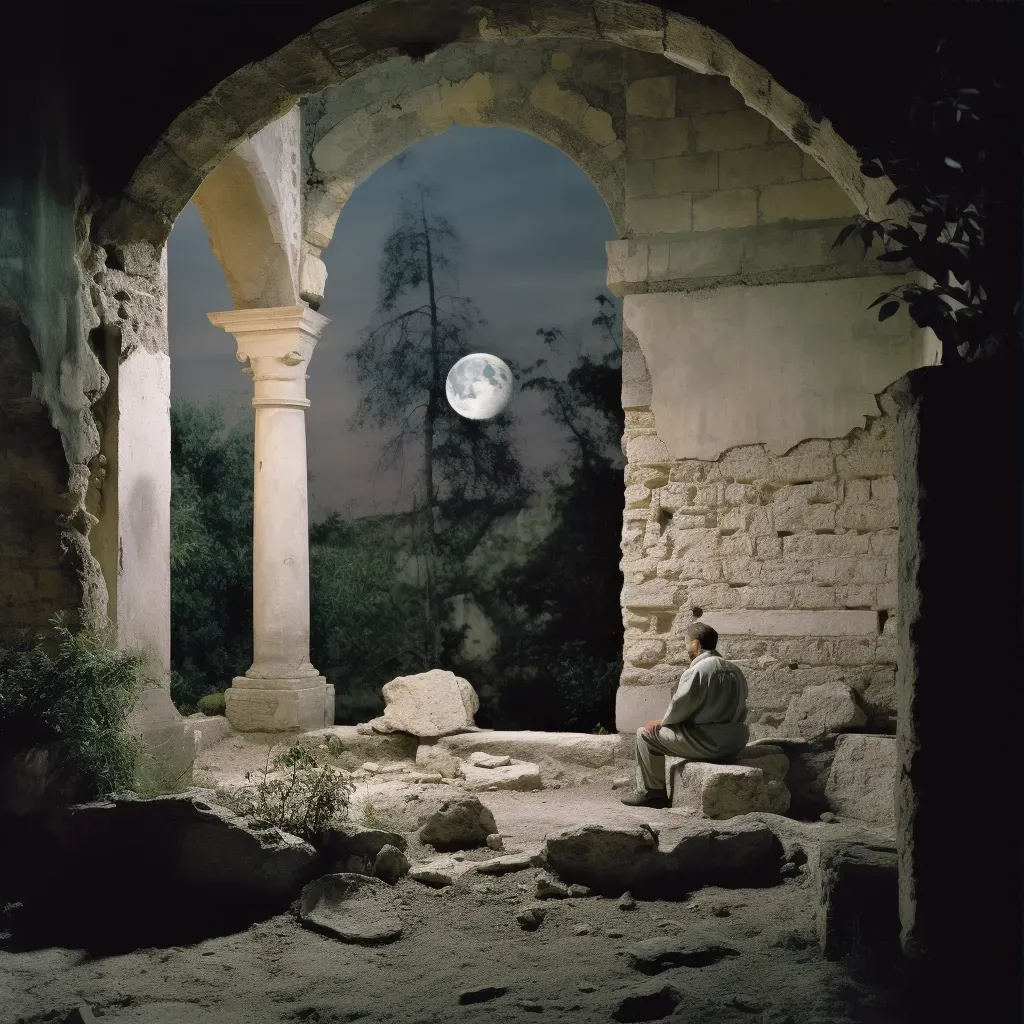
[670,760,791,819]
[825,734,895,826]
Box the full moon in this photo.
[445,353,514,420]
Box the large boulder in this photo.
[298,873,403,944]
[779,682,868,738]
[544,818,783,897]
[418,795,497,851]
[825,734,896,827]
[365,670,479,738]
[815,840,899,959]
[9,792,318,948]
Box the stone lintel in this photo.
[702,610,878,637]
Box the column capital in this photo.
[208,305,330,408]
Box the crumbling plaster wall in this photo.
[607,52,938,734]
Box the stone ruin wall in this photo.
[611,51,908,736]
[620,420,898,735]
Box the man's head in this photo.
[685,621,718,660]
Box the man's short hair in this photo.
[686,621,718,651]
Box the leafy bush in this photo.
[225,743,353,842]
[170,401,254,713]
[0,616,150,799]
[197,691,226,716]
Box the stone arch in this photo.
[94,1,900,248]
[192,110,303,310]
[299,37,630,306]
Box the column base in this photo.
[226,676,330,733]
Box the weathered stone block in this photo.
[835,501,898,531]
[692,189,758,231]
[615,684,674,733]
[738,584,794,609]
[627,118,690,160]
[779,682,867,738]
[626,76,677,118]
[671,71,744,115]
[825,734,896,826]
[719,144,802,189]
[759,179,858,223]
[703,609,878,637]
[622,578,679,609]
[770,501,837,533]
[740,226,835,272]
[626,159,655,198]
[810,557,888,585]
[782,534,870,559]
[606,239,649,287]
[666,235,744,279]
[625,638,667,666]
[653,152,718,195]
[595,0,666,53]
[801,151,830,180]
[669,761,791,818]
[627,194,692,233]
[693,108,771,152]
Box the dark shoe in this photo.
[620,788,670,808]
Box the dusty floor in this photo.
[2,732,906,1024]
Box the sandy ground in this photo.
[2,733,906,1024]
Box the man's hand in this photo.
[644,720,661,732]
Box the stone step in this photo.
[434,730,633,769]
[667,744,792,819]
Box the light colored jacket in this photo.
[660,649,749,760]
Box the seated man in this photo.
[621,621,749,808]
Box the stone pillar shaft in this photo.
[208,305,334,732]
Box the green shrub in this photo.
[197,691,226,717]
[224,743,353,842]
[0,615,151,799]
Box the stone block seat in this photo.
[667,744,792,819]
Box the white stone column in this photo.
[208,305,334,732]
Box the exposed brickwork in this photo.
[620,408,898,732]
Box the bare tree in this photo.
[348,183,527,664]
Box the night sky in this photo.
[168,125,621,520]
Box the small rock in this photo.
[618,892,637,911]
[573,924,591,936]
[457,986,507,1005]
[516,904,546,931]
[476,852,537,875]
[459,762,543,793]
[486,833,504,851]
[409,869,453,889]
[577,981,596,992]
[361,762,381,773]
[567,884,591,898]
[728,994,764,1013]
[820,811,838,823]
[298,874,402,945]
[519,1002,544,1013]
[781,861,800,878]
[409,773,443,784]
[605,929,624,938]
[355,722,375,736]
[377,764,406,774]
[611,776,631,790]
[467,751,513,769]
[537,876,570,900]
[373,845,410,885]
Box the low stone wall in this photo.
[618,411,898,734]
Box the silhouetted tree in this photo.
[348,183,527,665]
